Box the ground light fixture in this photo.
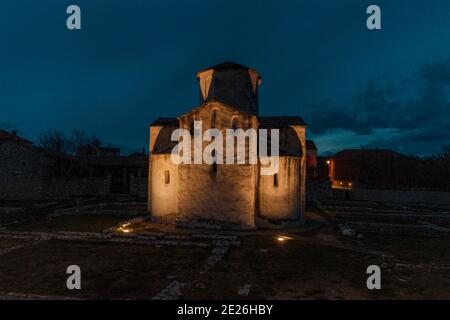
[275,235,293,242]
[117,223,133,233]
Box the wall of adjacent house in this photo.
[130,176,148,198]
[0,141,112,200]
[258,156,301,222]
[291,125,307,221]
[48,177,110,198]
[0,141,49,200]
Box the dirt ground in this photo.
[0,197,449,299]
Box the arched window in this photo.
[211,110,217,128]
[231,116,238,130]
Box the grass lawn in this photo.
[187,234,450,299]
[0,240,209,299]
[6,214,137,233]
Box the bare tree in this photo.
[37,129,71,154]
[38,129,103,155]
[70,129,89,154]
[37,128,103,176]
[69,129,102,155]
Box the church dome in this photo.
[196,61,262,115]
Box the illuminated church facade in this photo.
[148,62,307,229]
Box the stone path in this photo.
[0,227,240,301]
[49,202,147,217]
[0,245,25,257]
[152,239,237,300]
[152,281,186,300]
[0,230,218,247]
[316,199,450,237]
[202,241,232,271]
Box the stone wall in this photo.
[147,102,307,229]
[0,141,151,200]
[342,188,450,204]
[290,125,307,222]
[258,157,301,222]
[48,177,110,198]
[306,180,333,200]
[306,182,450,205]
[130,176,148,198]
[150,154,178,218]
[0,141,49,200]
[177,163,257,229]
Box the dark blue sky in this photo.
[1,0,450,155]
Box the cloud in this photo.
[421,58,450,85]
[305,58,450,154]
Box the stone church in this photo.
[148,62,307,229]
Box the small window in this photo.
[211,110,217,128]
[21,161,27,167]
[164,170,170,184]
[231,116,238,130]
[189,120,195,136]
[273,173,279,187]
[211,150,218,175]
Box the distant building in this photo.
[76,145,120,157]
[0,131,51,199]
[306,140,318,178]
[0,129,148,199]
[76,153,147,195]
[148,62,308,229]
[327,149,406,189]
[0,129,33,146]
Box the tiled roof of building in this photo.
[0,129,33,145]
[200,61,250,72]
[150,118,179,127]
[179,100,254,118]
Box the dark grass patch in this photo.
[0,239,33,251]
[100,203,147,211]
[186,235,450,299]
[361,234,450,265]
[186,235,383,299]
[0,211,48,227]
[0,240,209,299]
[6,214,139,233]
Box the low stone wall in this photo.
[48,177,110,198]
[334,188,450,205]
[130,176,148,198]
[307,180,333,201]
